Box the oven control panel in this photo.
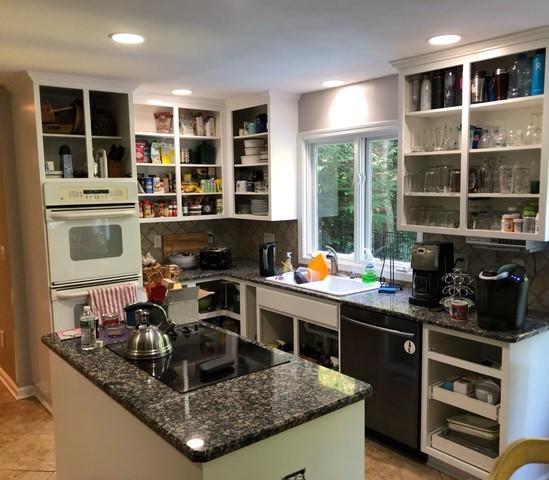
[44,181,138,206]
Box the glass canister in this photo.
[512,164,530,193]
[499,165,513,193]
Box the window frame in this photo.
[298,121,417,280]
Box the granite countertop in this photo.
[180,260,549,343]
[42,326,371,463]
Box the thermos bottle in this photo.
[531,49,545,96]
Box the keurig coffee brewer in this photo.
[409,242,454,307]
[477,264,528,331]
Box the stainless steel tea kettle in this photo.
[124,310,173,360]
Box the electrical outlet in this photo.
[282,469,306,480]
[454,252,468,271]
[207,232,215,245]
[264,232,275,243]
[153,235,162,249]
[0,330,4,349]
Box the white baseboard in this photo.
[0,366,52,413]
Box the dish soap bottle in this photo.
[79,306,97,351]
[361,249,377,284]
[282,252,294,273]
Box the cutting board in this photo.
[161,233,208,263]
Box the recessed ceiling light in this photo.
[428,34,462,46]
[109,33,145,45]
[172,89,193,96]
[322,80,344,88]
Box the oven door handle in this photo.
[341,316,415,339]
[48,209,136,220]
[55,289,90,300]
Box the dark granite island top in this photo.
[178,260,549,343]
[42,326,371,463]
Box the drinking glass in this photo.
[424,168,438,192]
[449,169,461,192]
[525,114,542,146]
[494,126,506,147]
[437,165,451,193]
[478,159,493,193]
[507,129,523,147]
[512,164,530,193]
[499,165,513,193]
[479,126,494,149]
[468,168,479,193]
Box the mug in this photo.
[246,122,256,134]
[449,299,468,322]
[236,180,248,192]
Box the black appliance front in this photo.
[340,305,422,452]
[259,242,277,277]
[107,323,290,393]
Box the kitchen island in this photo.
[43,324,371,480]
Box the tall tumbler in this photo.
[495,68,509,101]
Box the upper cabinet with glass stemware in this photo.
[393,28,549,240]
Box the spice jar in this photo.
[501,214,514,232]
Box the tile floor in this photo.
[0,382,452,479]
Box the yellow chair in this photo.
[489,438,549,480]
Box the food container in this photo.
[154,111,173,134]
[474,379,501,405]
[513,218,524,233]
[446,414,499,441]
[501,214,514,233]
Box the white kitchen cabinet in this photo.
[227,92,298,221]
[421,324,549,479]
[393,28,549,240]
[132,94,227,223]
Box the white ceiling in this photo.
[1,0,549,99]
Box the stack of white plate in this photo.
[241,139,268,165]
[251,198,268,216]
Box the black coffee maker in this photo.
[409,242,454,307]
[477,264,528,331]
[259,242,276,277]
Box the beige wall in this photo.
[298,75,398,132]
[0,87,31,386]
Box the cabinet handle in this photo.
[341,315,415,339]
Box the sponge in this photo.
[307,254,329,280]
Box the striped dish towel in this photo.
[89,283,137,321]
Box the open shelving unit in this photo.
[38,85,135,180]
[227,92,298,221]
[133,99,226,223]
[395,33,549,240]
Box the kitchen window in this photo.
[299,123,417,275]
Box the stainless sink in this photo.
[265,272,379,297]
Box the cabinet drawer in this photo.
[257,287,338,330]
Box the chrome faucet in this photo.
[325,246,339,276]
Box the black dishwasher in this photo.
[341,305,422,453]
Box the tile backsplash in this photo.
[426,234,549,313]
[141,219,299,266]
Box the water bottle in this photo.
[531,49,545,95]
[420,75,432,111]
[80,306,97,351]
[508,53,531,98]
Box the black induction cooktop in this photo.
[107,323,290,393]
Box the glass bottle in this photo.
[531,49,546,95]
[420,75,432,111]
[508,53,531,98]
[410,76,421,112]
[80,306,97,351]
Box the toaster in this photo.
[199,247,232,270]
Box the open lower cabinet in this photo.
[421,325,549,479]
